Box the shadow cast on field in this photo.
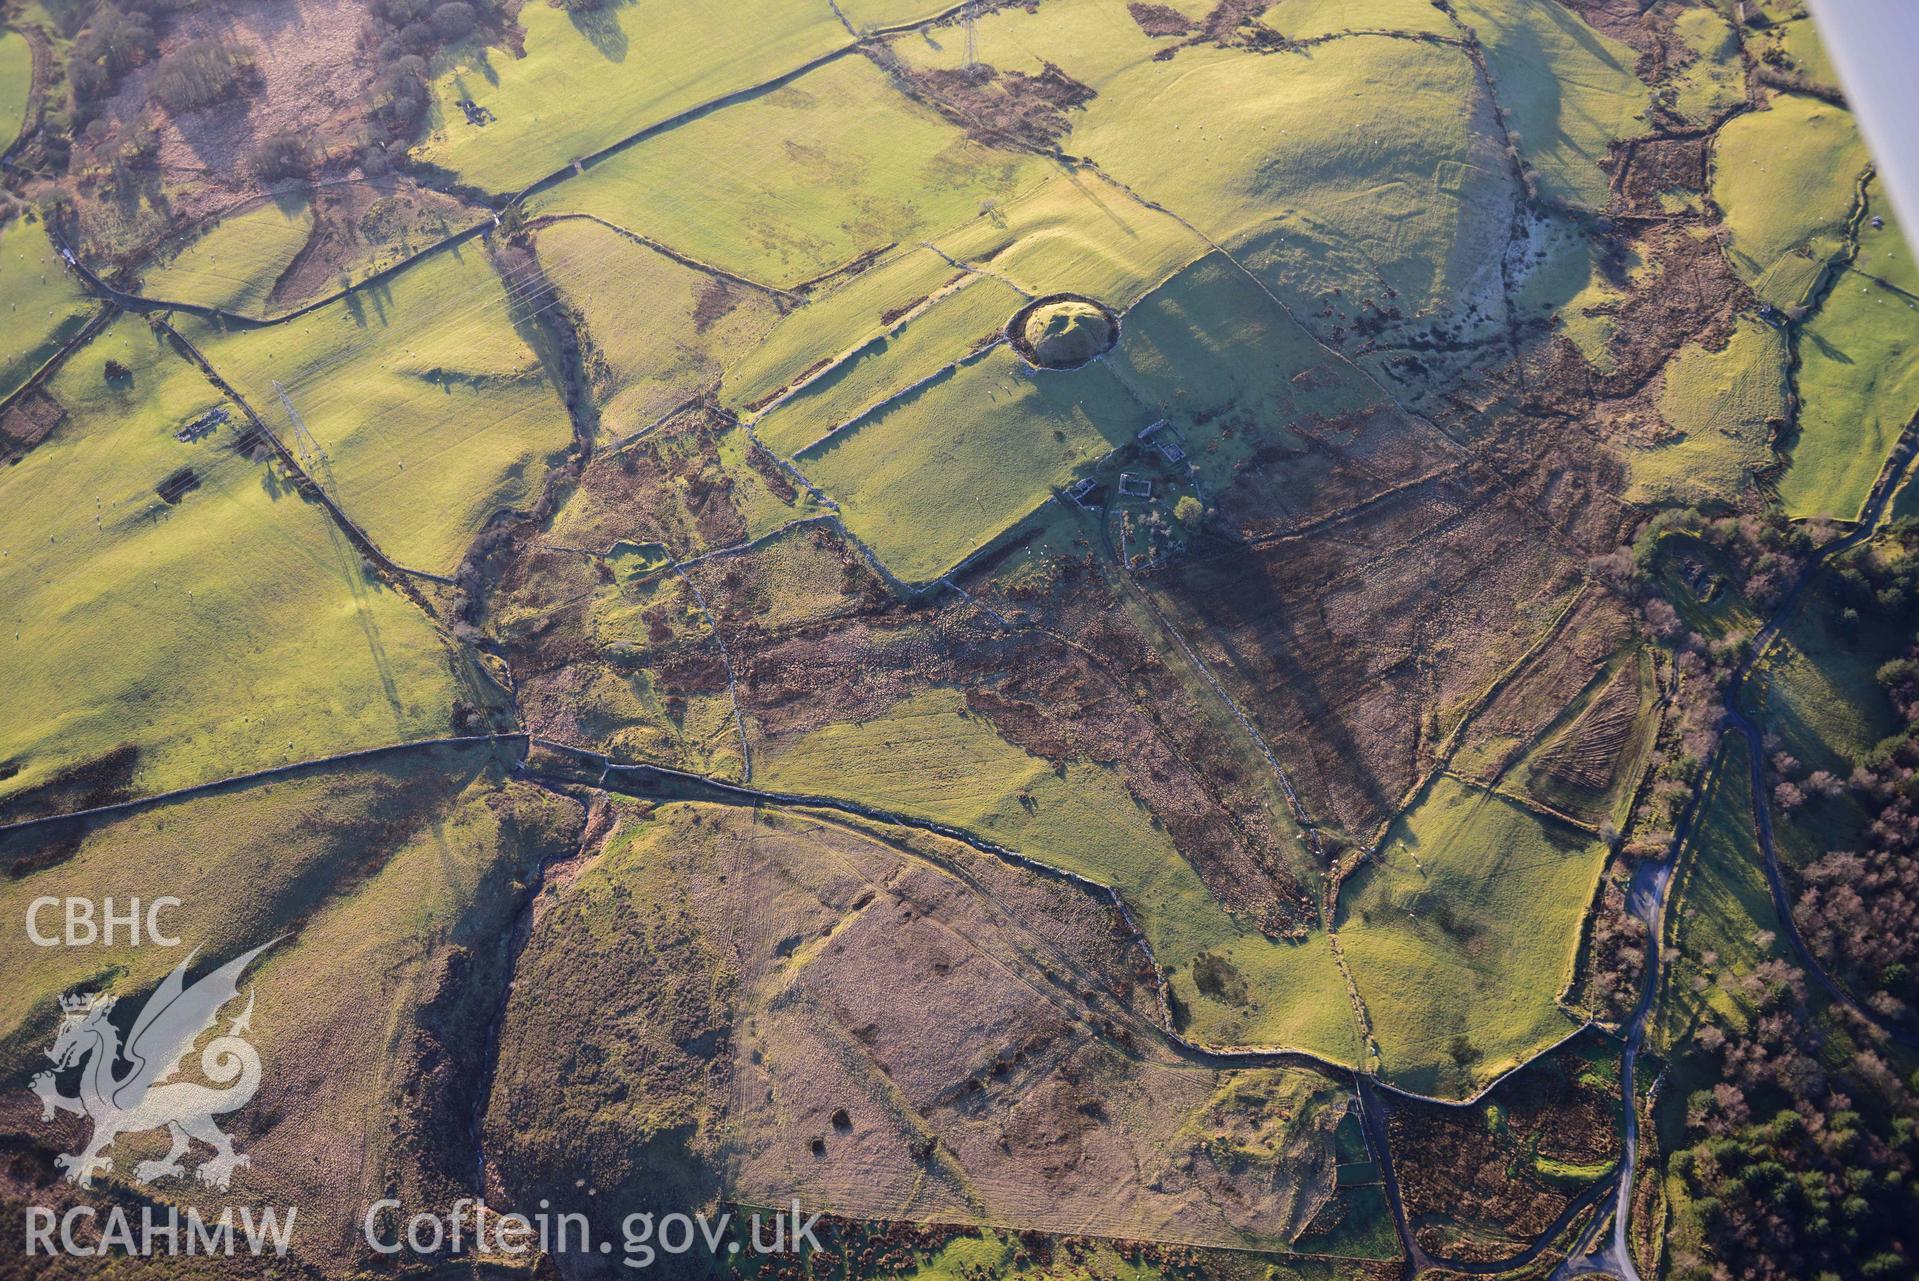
[330,513,408,729]
[1804,328,1853,364]
[568,3,628,62]
[343,279,398,329]
[1156,537,1399,829]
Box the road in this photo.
[1551,421,1919,1281]
[1549,851,1675,1281]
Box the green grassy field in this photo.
[179,245,574,573]
[1712,95,1868,309]
[1335,776,1606,1096]
[896,0,1510,336]
[0,750,576,1252]
[139,195,314,317]
[534,217,781,438]
[1857,180,1919,301]
[1630,314,1788,507]
[758,689,1364,1062]
[1856,178,1919,296]
[721,246,965,415]
[754,272,1022,456]
[1749,587,1901,778]
[1262,0,1456,39]
[1668,5,1745,124]
[1452,0,1649,210]
[1089,36,1508,322]
[933,170,1209,309]
[1188,928,1367,1069]
[0,29,30,157]
[1114,252,1375,419]
[529,54,1046,290]
[1783,270,1919,519]
[835,0,957,31]
[1651,735,1792,1049]
[0,315,461,812]
[1111,252,1380,488]
[1759,14,1842,93]
[0,217,94,404]
[801,343,1148,582]
[411,0,850,192]
[0,747,504,1048]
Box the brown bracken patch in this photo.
[0,390,67,465]
[877,46,1096,151]
[1128,2,1193,37]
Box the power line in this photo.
[273,379,327,479]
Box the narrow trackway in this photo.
[52,222,495,331]
[0,733,525,839]
[1551,855,1676,1281]
[1356,1075,1437,1278]
[26,20,1904,1271]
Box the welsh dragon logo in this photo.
[30,941,277,1190]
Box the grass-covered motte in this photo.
[1010,295,1118,369]
[1784,269,1919,521]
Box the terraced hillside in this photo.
[3,2,1918,1280]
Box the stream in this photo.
[1551,422,1919,1280]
